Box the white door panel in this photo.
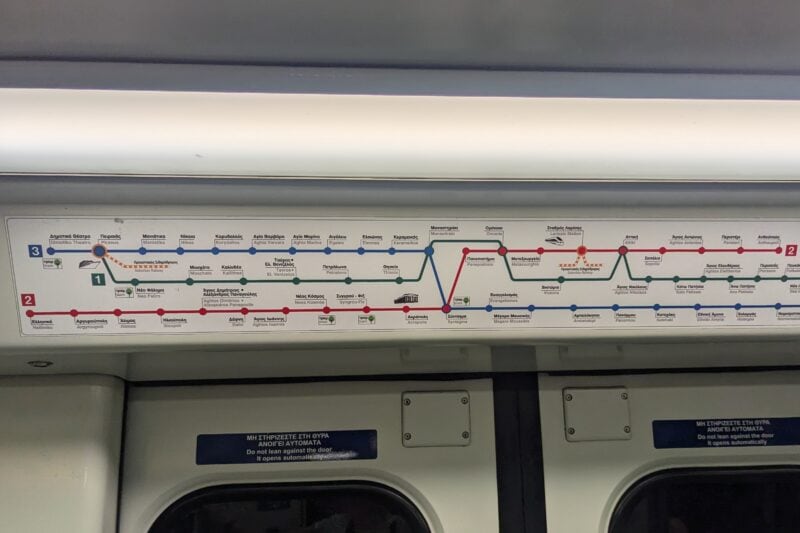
[540,371,800,533]
[119,379,498,533]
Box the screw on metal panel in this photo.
[403,433,412,441]
[27,360,53,368]
[462,431,470,439]
[461,397,469,405]
[567,427,576,435]
[624,426,631,433]
[403,398,411,406]
[565,393,573,401]
[621,392,629,400]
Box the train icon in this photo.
[393,293,419,304]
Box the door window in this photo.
[609,467,800,533]
[149,482,430,533]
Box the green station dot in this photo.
[672,276,680,283]
[185,278,194,285]
[557,276,565,284]
[700,276,707,282]
[344,277,353,285]
[239,277,248,285]
[754,275,762,282]
[645,276,653,283]
[727,275,735,283]
[395,277,403,284]
[292,277,301,285]
[782,275,789,282]
[131,279,140,286]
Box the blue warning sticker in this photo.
[196,429,377,465]
[653,417,800,449]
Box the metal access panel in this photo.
[118,379,498,533]
[539,371,800,533]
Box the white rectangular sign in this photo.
[8,217,800,335]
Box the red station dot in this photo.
[199,308,207,315]
[69,309,79,317]
[577,245,587,256]
[441,304,452,313]
[240,307,249,315]
[462,247,471,254]
[618,246,628,255]
[497,246,508,256]
[362,306,371,314]
[659,247,667,254]
[25,310,35,318]
[282,307,290,315]
[323,306,331,314]
[737,247,744,254]
[698,247,706,254]
[402,305,411,313]
[156,308,165,316]
[776,247,784,254]
[537,247,545,255]
[113,309,122,317]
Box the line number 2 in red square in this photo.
[20,293,36,306]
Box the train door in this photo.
[540,370,800,533]
[118,379,499,533]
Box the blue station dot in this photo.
[324,247,332,255]
[653,304,661,311]
[176,247,185,255]
[288,247,297,255]
[485,305,493,312]
[92,245,106,257]
[527,305,535,312]
[611,304,620,311]
[248,247,257,255]
[776,303,783,309]
[138,247,147,255]
[46,247,55,255]
[357,247,366,255]
[388,247,396,255]
[424,246,434,256]
[570,304,578,312]
[694,304,702,311]
[211,247,220,255]
[734,303,742,310]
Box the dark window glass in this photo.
[609,467,800,533]
[149,482,430,533]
